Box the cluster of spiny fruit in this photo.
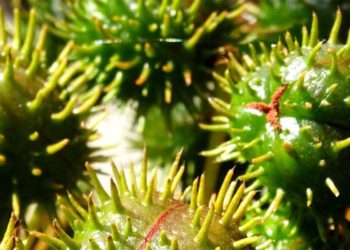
[0,0,349,249]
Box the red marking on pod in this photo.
[246,84,288,132]
[138,203,186,250]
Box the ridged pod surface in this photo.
[29,0,245,117]
[202,11,350,246]
[0,8,101,231]
[32,151,273,249]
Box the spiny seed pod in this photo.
[29,0,245,118]
[201,11,350,246]
[32,152,275,249]
[244,0,350,43]
[0,8,101,230]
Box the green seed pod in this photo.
[32,153,274,249]
[0,8,101,231]
[244,0,350,43]
[202,11,350,246]
[29,0,245,118]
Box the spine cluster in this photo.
[32,151,274,249]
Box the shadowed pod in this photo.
[0,7,106,236]
[201,10,350,248]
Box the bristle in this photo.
[195,204,214,244]
[124,216,133,236]
[0,7,6,47]
[308,12,319,47]
[223,181,237,211]
[328,9,342,44]
[301,26,309,47]
[284,32,294,52]
[239,216,262,233]
[164,80,172,103]
[306,188,313,207]
[46,139,69,155]
[67,192,88,219]
[259,42,269,62]
[170,237,179,250]
[325,178,340,197]
[21,9,36,64]
[233,236,259,248]
[73,86,102,114]
[135,63,151,86]
[208,97,234,117]
[27,58,67,111]
[51,98,76,121]
[4,51,14,85]
[89,237,101,250]
[85,163,109,203]
[214,169,234,214]
[107,235,117,250]
[329,48,338,74]
[59,203,83,229]
[199,123,230,131]
[333,137,350,152]
[192,205,204,228]
[129,162,138,197]
[170,165,185,194]
[110,179,124,213]
[110,223,121,242]
[228,53,247,77]
[53,220,81,249]
[140,147,148,192]
[306,41,322,67]
[251,152,273,164]
[111,162,129,194]
[13,9,21,51]
[190,177,199,210]
[233,191,256,222]
[161,179,171,201]
[337,29,350,57]
[30,231,66,249]
[159,230,170,246]
[263,189,284,221]
[1,213,17,248]
[220,183,245,226]
[239,167,264,182]
[196,174,206,207]
[255,240,273,250]
[249,43,258,64]
[88,195,103,229]
[0,154,6,166]
[144,170,157,206]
